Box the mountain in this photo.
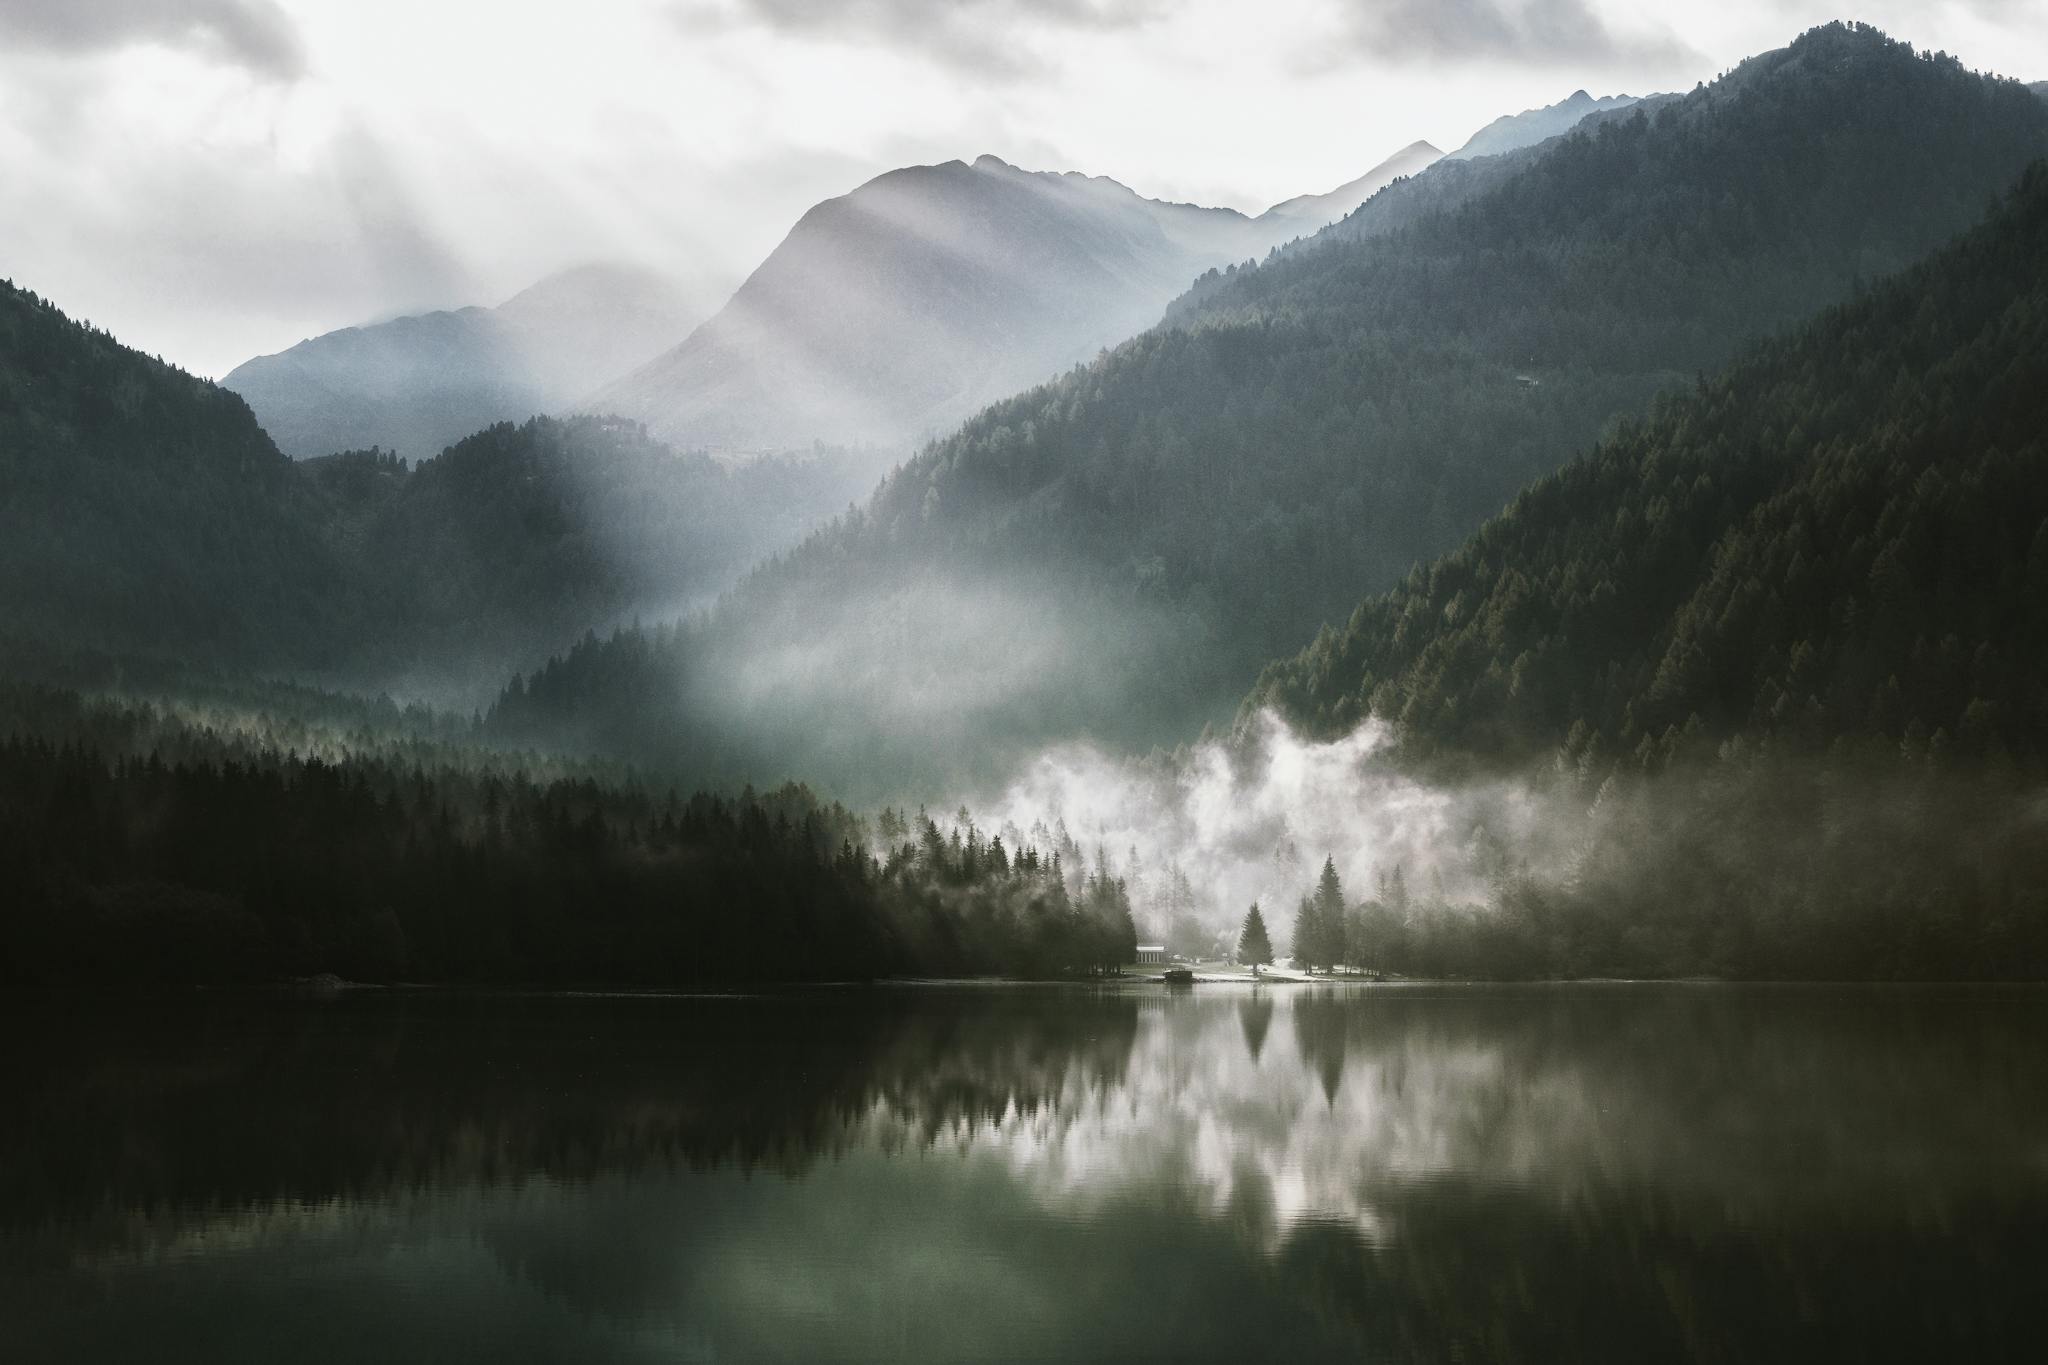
[302,418,874,694]
[587,155,1285,454]
[490,23,2048,799]
[1258,140,1443,234]
[223,306,533,462]
[222,263,708,460]
[1246,162,2048,767]
[1245,168,2048,983]
[493,264,715,400]
[0,279,358,665]
[1447,89,1642,160]
[1281,93,1677,251]
[0,274,867,689]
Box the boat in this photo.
[1162,967,1195,985]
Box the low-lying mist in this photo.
[965,711,1552,953]
[463,530,2048,982]
[943,710,2048,978]
[493,554,1245,800]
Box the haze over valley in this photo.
[6,19,2048,965]
[9,6,2048,1358]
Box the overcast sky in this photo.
[2,0,2043,377]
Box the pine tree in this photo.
[1237,903,1274,967]
[1312,856,1346,971]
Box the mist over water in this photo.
[965,710,1552,948]
[946,703,2048,977]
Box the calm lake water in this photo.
[3,984,2045,1363]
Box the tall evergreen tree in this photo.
[1312,857,1347,972]
[1237,903,1274,967]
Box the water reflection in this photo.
[1237,994,1273,1062]
[3,985,2045,1362]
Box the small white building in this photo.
[1134,944,1169,965]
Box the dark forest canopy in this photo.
[481,24,2048,797]
[1245,160,2048,771]
[7,672,2046,984]
[0,685,1134,986]
[0,281,357,666]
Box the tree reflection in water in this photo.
[3,985,2045,1362]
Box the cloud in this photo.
[1327,0,1696,69]
[671,0,1165,78]
[0,0,306,80]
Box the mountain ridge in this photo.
[489,22,2048,799]
[222,262,709,461]
[1246,160,2048,767]
[586,145,1444,455]
[1448,89,1644,160]
[585,154,1271,453]
[1257,140,1445,231]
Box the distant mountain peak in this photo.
[495,261,681,314]
[224,261,716,460]
[1259,141,1444,230]
[1448,89,1644,161]
[587,152,1283,453]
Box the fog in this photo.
[959,710,1555,955]
[930,707,2048,974]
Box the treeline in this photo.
[873,808,1137,978]
[0,686,1134,986]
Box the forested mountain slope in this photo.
[1271,94,1676,255]
[835,22,2046,686]
[0,278,863,690]
[0,280,359,665]
[495,24,2048,796]
[1247,162,2048,769]
[0,684,1137,985]
[307,418,871,693]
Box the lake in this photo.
[3,983,2045,1362]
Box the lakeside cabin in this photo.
[1134,944,1169,966]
